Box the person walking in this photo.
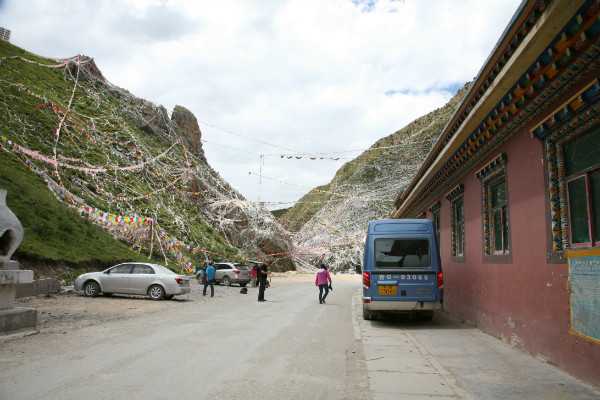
[315,264,332,304]
[258,259,272,302]
[203,261,216,297]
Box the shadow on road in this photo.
[75,293,194,303]
[365,310,475,331]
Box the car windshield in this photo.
[151,265,177,275]
[375,238,430,269]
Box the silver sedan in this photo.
[74,262,191,300]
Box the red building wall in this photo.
[435,123,600,386]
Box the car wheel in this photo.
[222,276,231,286]
[83,281,100,297]
[196,275,203,284]
[148,285,165,300]
[239,283,247,287]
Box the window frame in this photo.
[476,154,510,256]
[455,201,465,256]
[445,185,465,258]
[491,179,510,254]
[534,80,600,253]
[429,201,441,252]
[565,166,600,248]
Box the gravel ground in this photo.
[9,272,361,336]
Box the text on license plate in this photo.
[378,285,397,295]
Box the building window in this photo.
[455,201,465,256]
[445,185,465,257]
[564,127,600,247]
[534,80,600,251]
[491,180,509,253]
[429,201,441,249]
[476,154,509,255]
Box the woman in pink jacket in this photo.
[315,264,332,304]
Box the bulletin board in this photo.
[566,249,600,344]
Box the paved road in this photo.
[0,278,370,400]
[2,278,600,400]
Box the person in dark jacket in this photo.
[258,259,272,302]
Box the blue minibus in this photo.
[362,219,443,320]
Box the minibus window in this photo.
[374,239,430,268]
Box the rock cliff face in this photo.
[119,93,296,270]
[172,105,205,160]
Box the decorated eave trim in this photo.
[475,154,507,180]
[414,1,552,189]
[445,184,464,202]
[395,0,550,209]
[397,0,600,218]
[428,201,441,213]
[531,78,600,138]
[431,8,600,186]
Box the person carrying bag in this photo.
[203,261,216,297]
[315,264,332,304]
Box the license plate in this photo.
[379,285,397,295]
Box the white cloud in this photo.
[0,0,522,209]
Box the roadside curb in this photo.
[0,328,39,344]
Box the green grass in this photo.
[0,39,239,276]
[271,208,290,218]
[0,149,146,264]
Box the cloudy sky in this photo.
[0,0,522,209]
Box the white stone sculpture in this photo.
[0,189,24,268]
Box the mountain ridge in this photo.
[0,40,295,278]
[279,84,471,271]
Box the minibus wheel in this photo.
[363,307,376,320]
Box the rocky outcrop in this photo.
[172,105,205,160]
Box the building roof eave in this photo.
[392,0,588,219]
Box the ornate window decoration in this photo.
[445,185,465,257]
[476,154,509,255]
[429,201,441,247]
[563,127,600,247]
[532,80,600,251]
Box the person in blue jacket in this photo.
[203,261,216,297]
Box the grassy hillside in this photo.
[0,40,245,278]
[281,84,470,270]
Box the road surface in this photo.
[2,275,600,399]
[0,276,370,400]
